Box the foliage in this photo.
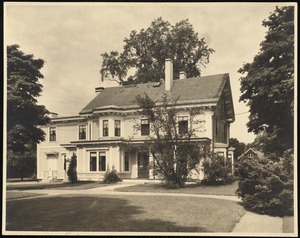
[236,149,294,216]
[229,138,246,160]
[135,93,208,188]
[100,17,214,85]
[238,6,294,156]
[202,155,235,185]
[67,153,78,183]
[7,44,49,179]
[103,167,122,184]
[7,142,37,180]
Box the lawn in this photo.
[6,194,246,233]
[115,181,239,196]
[6,191,46,200]
[6,181,109,191]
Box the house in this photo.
[237,148,265,161]
[37,59,235,182]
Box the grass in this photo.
[6,191,46,200]
[283,216,294,233]
[115,181,239,196]
[6,194,246,232]
[6,181,110,191]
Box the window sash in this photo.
[178,117,188,134]
[115,120,121,136]
[141,119,150,135]
[124,152,129,171]
[50,127,56,141]
[99,152,106,171]
[79,125,86,140]
[103,120,109,136]
[90,152,97,171]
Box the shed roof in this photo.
[80,73,232,116]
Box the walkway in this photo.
[6,181,285,233]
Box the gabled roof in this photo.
[80,73,234,120]
[238,148,265,160]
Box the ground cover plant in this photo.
[115,181,238,196]
[6,194,246,232]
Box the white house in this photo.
[37,59,235,181]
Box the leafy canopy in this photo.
[135,93,208,188]
[238,6,294,154]
[7,44,49,178]
[7,44,49,153]
[100,17,214,85]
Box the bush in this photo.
[202,155,234,185]
[103,168,122,184]
[67,153,78,183]
[236,149,294,216]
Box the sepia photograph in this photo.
[3,2,297,236]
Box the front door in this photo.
[137,152,149,178]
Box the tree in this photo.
[238,6,294,156]
[100,17,214,85]
[134,93,208,188]
[229,138,246,160]
[7,44,49,179]
[67,153,78,183]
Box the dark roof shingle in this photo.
[80,73,229,114]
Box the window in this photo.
[115,120,121,136]
[178,116,188,134]
[141,119,150,136]
[79,125,86,140]
[248,153,253,158]
[99,152,106,171]
[90,152,97,171]
[215,118,219,136]
[124,152,129,171]
[223,123,227,141]
[49,127,56,141]
[90,152,106,171]
[103,120,109,137]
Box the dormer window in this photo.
[79,125,86,140]
[103,120,109,137]
[178,116,188,134]
[49,127,56,141]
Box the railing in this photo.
[44,170,58,179]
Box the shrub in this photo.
[202,155,234,185]
[103,168,122,184]
[236,149,294,216]
[67,153,78,183]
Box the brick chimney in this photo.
[165,59,173,91]
[179,71,186,80]
[95,87,104,93]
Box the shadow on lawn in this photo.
[6,181,107,191]
[6,196,206,232]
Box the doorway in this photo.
[137,151,149,178]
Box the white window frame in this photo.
[78,125,87,140]
[89,151,107,172]
[49,127,57,142]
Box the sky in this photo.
[4,2,293,144]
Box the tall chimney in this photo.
[179,71,186,80]
[165,59,173,91]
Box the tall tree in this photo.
[238,6,294,155]
[229,138,246,160]
[134,93,208,188]
[7,44,49,179]
[100,17,214,85]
